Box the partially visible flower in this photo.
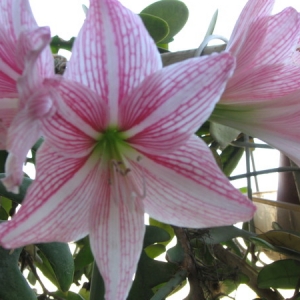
[0,0,54,192]
[210,0,300,165]
[0,0,256,299]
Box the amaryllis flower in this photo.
[0,0,255,299]
[210,0,300,165]
[0,0,54,192]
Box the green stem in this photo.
[150,269,187,300]
[90,262,105,300]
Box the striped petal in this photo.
[137,136,255,227]
[17,27,53,104]
[223,64,300,103]
[0,98,19,149]
[252,8,300,66]
[41,78,108,158]
[122,53,235,154]
[0,143,101,248]
[0,0,37,36]
[3,26,55,191]
[0,0,37,84]
[227,0,274,62]
[224,7,300,103]
[89,172,145,300]
[65,0,162,125]
[211,94,300,167]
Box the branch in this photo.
[173,227,206,300]
[161,44,226,67]
[212,244,284,300]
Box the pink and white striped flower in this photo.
[210,0,300,165]
[0,0,54,192]
[0,0,255,299]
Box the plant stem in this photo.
[150,269,187,300]
[173,227,206,300]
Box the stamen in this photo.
[108,156,147,209]
[110,159,131,176]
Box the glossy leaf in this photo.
[210,122,240,148]
[257,230,300,253]
[128,252,177,300]
[149,218,175,247]
[53,291,85,300]
[143,225,171,248]
[221,144,244,176]
[250,236,279,251]
[139,13,169,43]
[141,0,189,43]
[0,246,36,300]
[144,244,166,259]
[37,242,74,292]
[128,224,178,299]
[166,241,185,264]
[0,197,13,219]
[0,206,8,220]
[74,237,94,271]
[151,269,187,300]
[258,259,300,289]
[35,250,60,289]
[202,225,255,244]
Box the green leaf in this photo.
[204,9,218,38]
[257,230,300,253]
[139,13,169,43]
[166,241,185,264]
[221,144,244,176]
[27,271,37,286]
[258,259,300,289]
[141,0,189,44]
[0,206,8,220]
[221,273,249,295]
[37,242,74,292]
[250,236,279,251]
[202,225,255,244]
[149,218,174,246]
[196,121,210,136]
[79,287,90,300]
[0,246,37,300]
[128,252,177,300]
[0,196,13,218]
[151,269,187,300]
[210,122,240,148]
[0,174,32,204]
[74,237,94,271]
[145,244,166,259]
[35,250,60,288]
[128,224,178,299]
[144,225,170,248]
[0,150,8,172]
[53,291,85,300]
